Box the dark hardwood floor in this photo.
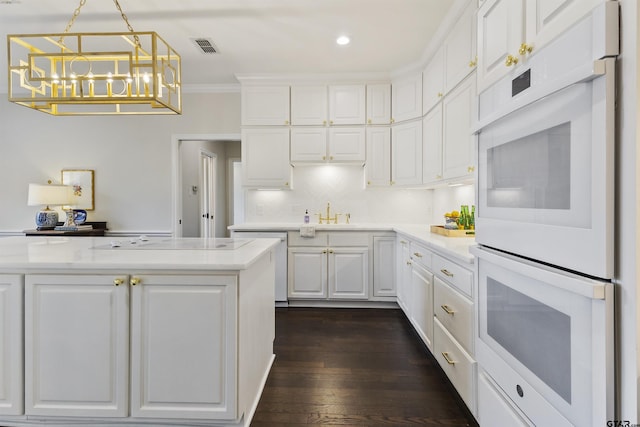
[251,307,479,426]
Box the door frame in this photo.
[171,134,241,237]
[199,149,217,238]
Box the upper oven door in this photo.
[476,57,615,279]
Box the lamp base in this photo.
[35,209,58,230]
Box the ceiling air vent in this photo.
[192,38,218,55]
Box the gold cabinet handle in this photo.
[413,252,423,258]
[505,54,519,67]
[436,174,442,179]
[284,182,289,187]
[406,261,412,266]
[368,119,372,124]
[400,240,407,245]
[442,352,456,365]
[469,56,478,68]
[114,278,124,286]
[390,181,395,185]
[467,166,475,173]
[437,92,443,97]
[441,304,455,316]
[329,120,334,125]
[518,43,533,56]
[130,277,141,286]
[329,156,334,160]
[367,180,372,185]
[441,268,454,277]
[323,120,327,125]
[323,249,328,254]
[329,249,334,254]
[285,120,289,125]
[322,156,326,160]
[390,118,395,123]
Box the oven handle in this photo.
[473,58,612,133]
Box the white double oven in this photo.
[472,2,618,426]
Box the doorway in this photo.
[172,134,241,238]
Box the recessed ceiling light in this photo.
[336,36,350,46]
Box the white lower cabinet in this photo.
[25,273,238,421]
[434,318,475,410]
[410,262,434,351]
[372,236,396,297]
[396,237,412,313]
[288,246,368,300]
[0,275,23,416]
[478,369,532,427]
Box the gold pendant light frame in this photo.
[7,0,181,115]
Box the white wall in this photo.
[0,91,241,235]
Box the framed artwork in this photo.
[61,169,95,210]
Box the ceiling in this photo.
[0,0,456,88]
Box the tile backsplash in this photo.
[243,165,474,225]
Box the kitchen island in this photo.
[0,236,279,427]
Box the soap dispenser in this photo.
[304,209,310,224]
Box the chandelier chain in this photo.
[57,0,140,47]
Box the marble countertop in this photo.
[230,223,475,264]
[0,236,280,272]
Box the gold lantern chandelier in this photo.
[7,0,181,115]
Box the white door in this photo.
[391,120,423,186]
[328,84,366,125]
[241,128,291,189]
[288,248,327,298]
[328,248,369,300]
[328,127,366,163]
[366,83,391,125]
[200,150,216,238]
[25,274,129,417]
[410,264,434,350]
[0,275,23,416]
[130,275,238,420]
[365,127,391,187]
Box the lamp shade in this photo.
[27,184,74,207]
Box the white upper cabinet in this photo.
[291,85,328,125]
[477,0,527,93]
[290,127,328,162]
[477,0,602,93]
[442,75,476,180]
[391,73,422,123]
[365,127,391,187]
[443,1,477,94]
[391,120,423,186]
[422,48,445,115]
[366,84,392,124]
[241,128,291,189]
[329,84,366,125]
[241,85,290,126]
[328,127,366,163]
[422,104,443,184]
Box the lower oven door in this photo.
[471,246,613,427]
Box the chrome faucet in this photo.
[317,202,341,224]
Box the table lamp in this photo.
[27,183,74,230]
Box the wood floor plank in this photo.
[252,308,478,426]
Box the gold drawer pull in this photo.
[440,269,454,277]
[442,352,456,365]
[441,304,455,315]
[413,252,423,258]
[113,278,124,286]
[130,277,141,286]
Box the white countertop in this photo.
[0,236,280,272]
[230,223,475,264]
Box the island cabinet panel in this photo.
[130,275,238,420]
[0,275,23,416]
[24,274,130,418]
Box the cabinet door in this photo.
[391,73,422,123]
[373,237,396,297]
[422,47,444,114]
[290,127,327,162]
[329,84,366,125]
[391,120,423,186]
[0,275,23,416]
[328,127,366,163]
[422,104,443,184]
[443,2,477,94]
[291,85,328,125]
[410,264,434,351]
[288,247,327,298]
[442,75,475,180]
[25,274,129,417]
[329,248,369,300]
[366,127,391,187]
[241,85,290,126]
[477,0,526,93]
[130,275,237,420]
[241,128,291,189]
[366,83,392,125]
[396,237,412,314]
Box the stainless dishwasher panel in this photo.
[230,231,288,303]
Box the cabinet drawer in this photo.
[287,231,328,247]
[328,232,369,247]
[433,318,475,409]
[432,254,472,297]
[478,370,532,427]
[410,241,432,270]
[434,277,473,354]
